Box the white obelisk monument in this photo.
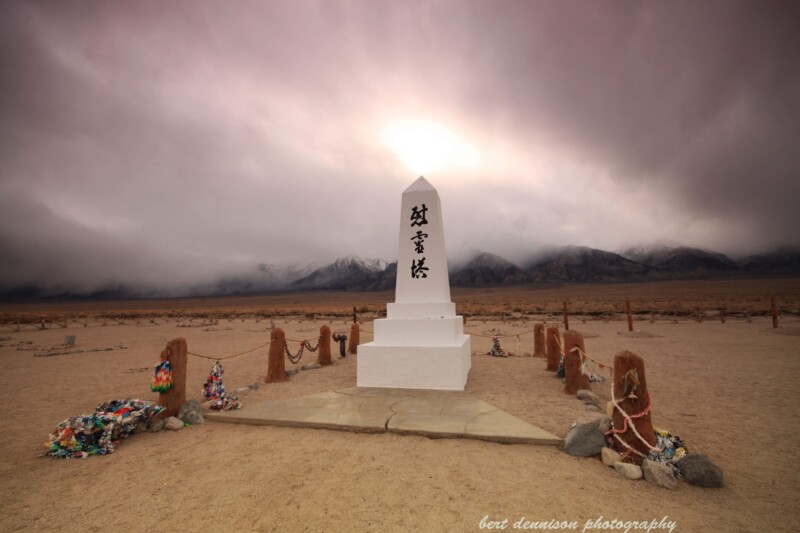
[357,176,471,390]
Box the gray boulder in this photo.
[563,420,606,457]
[675,454,724,488]
[148,419,165,432]
[642,459,677,490]
[177,399,205,425]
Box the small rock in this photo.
[601,447,621,467]
[563,420,606,457]
[675,454,725,488]
[165,416,184,431]
[585,404,601,412]
[286,369,299,376]
[148,419,165,432]
[642,459,677,490]
[577,389,601,408]
[177,399,204,425]
[614,462,643,480]
[134,421,148,434]
[598,416,612,433]
[301,363,322,371]
[248,382,260,390]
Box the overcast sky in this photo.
[1,1,799,293]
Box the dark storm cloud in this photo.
[1,1,798,294]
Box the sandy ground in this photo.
[1,315,799,532]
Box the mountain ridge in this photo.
[2,244,798,300]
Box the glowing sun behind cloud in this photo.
[384,119,480,175]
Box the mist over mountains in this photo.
[3,243,798,301]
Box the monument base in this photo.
[356,336,471,391]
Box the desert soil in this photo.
[1,284,799,532]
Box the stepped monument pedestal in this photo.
[357,177,471,391]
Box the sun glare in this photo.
[384,119,479,175]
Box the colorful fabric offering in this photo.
[150,359,173,393]
[46,399,164,459]
[202,361,240,411]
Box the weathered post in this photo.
[316,325,333,366]
[625,300,633,332]
[265,327,289,383]
[562,330,591,395]
[562,301,569,331]
[609,351,656,464]
[771,297,778,329]
[533,323,546,358]
[545,325,561,372]
[158,338,187,418]
[353,306,358,324]
[348,322,360,355]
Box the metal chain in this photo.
[284,340,305,364]
[303,335,322,352]
[332,333,347,357]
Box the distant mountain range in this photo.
[195,244,800,295]
[2,244,799,300]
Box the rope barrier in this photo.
[604,377,659,456]
[569,346,613,374]
[187,341,270,360]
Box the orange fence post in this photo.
[348,323,360,355]
[545,325,561,372]
[265,328,289,383]
[609,351,656,465]
[316,325,333,366]
[158,338,187,418]
[562,330,590,395]
[533,323,546,358]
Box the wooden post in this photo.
[265,328,289,383]
[610,351,656,464]
[720,309,725,324]
[625,300,633,332]
[316,325,333,366]
[157,338,187,418]
[545,325,561,372]
[562,301,569,331]
[353,306,357,324]
[348,323,360,355]
[533,323,546,358]
[771,297,778,329]
[562,330,591,395]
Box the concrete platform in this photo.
[206,387,562,446]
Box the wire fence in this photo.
[2,301,798,333]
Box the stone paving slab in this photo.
[206,387,562,446]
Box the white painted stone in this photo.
[357,176,471,390]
